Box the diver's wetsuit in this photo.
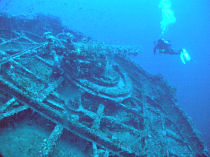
[154,39,179,55]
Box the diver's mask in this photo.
[180,49,191,64]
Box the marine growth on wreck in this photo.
[0,14,209,157]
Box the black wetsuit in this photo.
[154,39,179,55]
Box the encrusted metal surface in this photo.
[0,14,209,157]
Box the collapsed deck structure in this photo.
[0,14,208,157]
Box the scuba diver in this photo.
[153,38,191,64]
[153,38,179,55]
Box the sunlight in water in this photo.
[159,0,176,36]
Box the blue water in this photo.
[0,0,209,148]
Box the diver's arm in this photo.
[153,46,157,55]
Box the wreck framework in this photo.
[0,14,208,157]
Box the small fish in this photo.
[0,153,4,157]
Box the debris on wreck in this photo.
[0,14,209,157]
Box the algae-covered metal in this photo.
[0,14,208,157]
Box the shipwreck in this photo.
[0,14,208,157]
